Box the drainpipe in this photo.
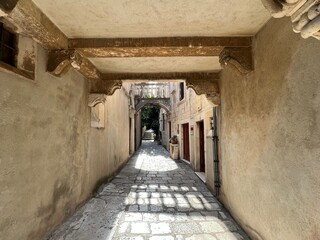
[212,107,221,197]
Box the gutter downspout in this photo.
[212,107,221,197]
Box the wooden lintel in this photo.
[69,37,251,58]
[69,37,252,48]
[76,47,223,58]
[101,72,220,81]
[6,0,68,49]
[77,56,103,80]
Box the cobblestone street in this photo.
[47,141,249,240]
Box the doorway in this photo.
[182,123,190,161]
[198,120,205,172]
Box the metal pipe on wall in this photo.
[212,107,221,197]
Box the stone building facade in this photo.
[160,82,217,188]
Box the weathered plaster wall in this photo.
[0,44,90,240]
[219,18,320,240]
[0,43,131,240]
[87,88,130,191]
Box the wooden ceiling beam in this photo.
[69,37,252,48]
[69,37,252,58]
[101,72,220,81]
[4,0,68,49]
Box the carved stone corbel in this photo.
[219,47,253,74]
[261,0,320,40]
[0,0,19,16]
[47,50,103,80]
[90,79,123,96]
[47,50,74,76]
[88,94,107,129]
[186,78,220,106]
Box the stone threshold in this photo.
[195,172,206,183]
[180,158,191,165]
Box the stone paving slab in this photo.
[46,141,250,240]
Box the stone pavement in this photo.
[46,141,250,240]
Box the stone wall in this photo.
[0,44,130,240]
[219,18,320,240]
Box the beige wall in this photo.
[87,89,131,192]
[219,18,320,240]
[0,43,130,240]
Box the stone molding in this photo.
[186,78,220,106]
[89,79,123,96]
[261,0,320,40]
[88,94,107,129]
[88,94,107,107]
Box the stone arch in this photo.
[135,100,171,114]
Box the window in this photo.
[179,82,185,101]
[0,23,17,67]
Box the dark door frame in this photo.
[198,120,205,172]
[182,123,190,161]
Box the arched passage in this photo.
[135,99,171,114]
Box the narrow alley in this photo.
[46,141,248,240]
[1,1,320,240]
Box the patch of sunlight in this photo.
[134,153,146,169]
[134,152,178,172]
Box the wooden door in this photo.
[182,123,190,161]
[199,121,205,172]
